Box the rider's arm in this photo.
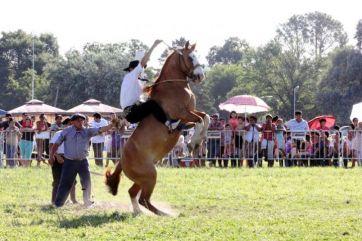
[141,40,162,67]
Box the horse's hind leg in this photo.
[138,167,168,216]
[128,183,142,215]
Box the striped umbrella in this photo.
[219,95,270,114]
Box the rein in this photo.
[150,79,189,87]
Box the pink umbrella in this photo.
[219,95,270,113]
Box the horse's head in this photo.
[177,41,205,83]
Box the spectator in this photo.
[352,118,359,129]
[49,118,77,205]
[207,113,223,167]
[261,114,276,167]
[218,117,226,167]
[35,113,50,166]
[223,124,233,166]
[244,115,261,167]
[105,117,128,167]
[285,111,309,165]
[19,116,35,167]
[0,126,4,168]
[316,118,330,131]
[234,116,247,167]
[5,119,22,168]
[90,113,109,167]
[50,114,64,132]
[228,111,239,130]
[275,118,286,167]
[343,130,354,168]
[351,122,362,167]
[0,113,21,129]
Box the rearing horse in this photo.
[106,41,208,215]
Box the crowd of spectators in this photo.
[1,110,361,169]
[171,111,362,168]
[0,112,127,168]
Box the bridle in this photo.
[178,51,202,79]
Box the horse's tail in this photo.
[105,161,123,196]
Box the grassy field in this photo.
[0,165,362,241]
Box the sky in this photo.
[1,0,361,65]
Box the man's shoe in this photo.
[165,119,181,130]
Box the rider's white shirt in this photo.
[120,63,144,109]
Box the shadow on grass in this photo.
[58,212,131,228]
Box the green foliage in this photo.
[317,47,362,122]
[206,37,249,66]
[1,167,362,240]
[355,20,362,50]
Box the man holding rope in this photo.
[49,113,117,207]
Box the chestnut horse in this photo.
[105,41,208,215]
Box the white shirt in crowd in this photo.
[90,118,109,143]
[245,124,260,143]
[286,118,309,140]
[50,131,64,154]
[286,118,309,131]
[120,63,144,109]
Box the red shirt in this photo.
[262,123,275,140]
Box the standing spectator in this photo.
[50,114,64,132]
[207,113,223,167]
[0,113,21,129]
[275,118,286,167]
[343,130,354,167]
[285,111,309,166]
[90,113,109,167]
[234,116,247,167]
[223,124,233,166]
[105,117,127,167]
[352,118,359,129]
[49,118,77,205]
[5,119,22,168]
[352,122,362,167]
[35,114,50,166]
[19,116,35,167]
[0,125,4,168]
[261,114,276,167]
[49,113,117,207]
[244,116,261,167]
[218,117,226,167]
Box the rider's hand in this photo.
[154,39,163,46]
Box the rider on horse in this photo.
[120,39,181,130]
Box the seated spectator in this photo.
[5,119,22,168]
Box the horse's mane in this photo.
[143,51,176,95]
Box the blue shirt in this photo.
[55,126,100,160]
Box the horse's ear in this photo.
[190,43,196,52]
[185,41,190,49]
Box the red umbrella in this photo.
[308,115,336,130]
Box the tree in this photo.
[0,30,58,108]
[206,37,249,66]
[355,19,362,50]
[317,48,362,123]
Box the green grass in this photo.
[1,165,362,240]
